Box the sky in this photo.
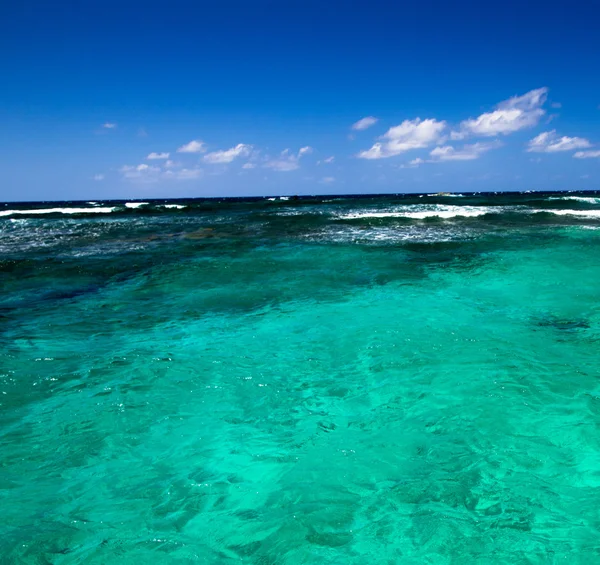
[1,0,599,201]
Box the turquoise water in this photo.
[2,192,600,563]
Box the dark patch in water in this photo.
[535,316,590,331]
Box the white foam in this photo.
[549,196,600,204]
[162,204,186,209]
[338,205,494,220]
[0,207,117,217]
[540,209,600,218]
[124,202,149,209]
[279,196,290,201]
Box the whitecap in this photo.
[162,204,186,209]
[124,202,149,209]
[540,209,600,218]
[0,207,117,217]
[549,196,600,204]
[338,205,495,220]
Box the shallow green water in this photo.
[2,193,600,563]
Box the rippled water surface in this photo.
[2,192,600,563]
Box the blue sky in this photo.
[1,0,599,201]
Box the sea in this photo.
[2,191,600,563]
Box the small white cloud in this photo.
[164,160,180,168]
[574,150,600,159]
[147,152,170,160]
[120,164,161,182]
[177,140,206,153]
[264,147,313,172]
[319,176,335,184]
[399,157,425,169]
[551,102,562,109]
[164,168,203,180]
[93,174,105,181]
[120,162,202,182]
[581,174,590,179]
[430,141,502,161]
[102,123,117,129]
[450,130,468,141]
[352,117,378,131]
[203,143,252,164]
[242,163,256,169]
[318,156,335,165]
[527,130,592,153]
[454,87,548,138]
[358,118,447,159]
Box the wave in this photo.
[539,209,600,218]
[124,202,149,209]
[162,204,186,209]
[0,207,117,217]
[549,196,600,204]
[338,206,494,220]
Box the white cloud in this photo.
[551,102,562,109]
[358,118,446,159]
[102,123,117,129]
[203,143,252,164]
[242,163,256,169]
[574,150,600,159]
[164,160,180,168]
[264,147,313,171]
[177,140,206,153]
[430,141,502,161]
[399,157,425,169]
[120,164,161,182]
[352,116,378,131]
[319,176,335,184]
[93,174,104,181]
[318,156,335,165]
[147,152,170,160]
[527,130,592,153]
[454,87,548,138]
[120,163,202,182]
[164,168,203,180]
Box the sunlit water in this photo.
[2,192,600,563]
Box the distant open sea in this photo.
[3,191,600,563]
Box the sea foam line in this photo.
[548,196,600,204]
[338,206,494,220]
[0,207,117,217]
[539,209,600,218]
